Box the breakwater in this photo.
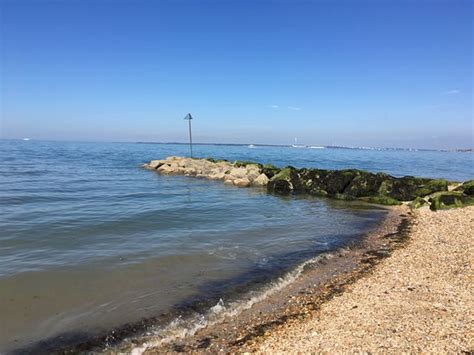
[144,156,474,209]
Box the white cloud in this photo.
[268,104,279,109]
[288,106,301,111]
[444,89,460,95]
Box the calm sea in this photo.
[0,140,472,352]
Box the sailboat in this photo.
[291,137,306,148]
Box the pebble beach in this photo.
[256,206,473,353]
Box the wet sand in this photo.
[256,206,473,353]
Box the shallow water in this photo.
[0,140,472,352]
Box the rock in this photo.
[157,164,174,174]
[169,163,179,171]
[144,156,471,209]
[228,167,248,179]
[149,160,165,169]
[360,196,402,206]
[223,174,234,181]
[429,192,474,211]
[209,172,226,180]
[343,172,389,197]
[246,165,261,180]
[454,180,474,196]
[267,167,303,194]
[251,173,270,186]
[413,179,448,197]
[261,164,280,179]
[233,178,251,187]
[411,196,428,209]
[183,167,197,176]
[377,177,447,201]
[233,160,261,168]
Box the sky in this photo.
[1,0,472,149]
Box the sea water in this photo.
[0,140,472,352]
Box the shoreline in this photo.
[255,206,473,353]
[138,206,473,354]
[132,205,411,354]
[13,203,402,354]
[12,202,391,354]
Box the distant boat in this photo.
[309,146,325,149]
[22,138,30,141]
[291,137,306,148]
[248,144,256,148]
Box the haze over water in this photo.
[0,140,472,352]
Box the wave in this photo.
[127,248,346,354]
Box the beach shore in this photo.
[256,206,473,353]
[139,206,473,354]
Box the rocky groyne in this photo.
[143,156,474,209]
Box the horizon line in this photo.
[1,138,472,153]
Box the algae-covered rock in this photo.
[411,196,428,209]
[298,168,330,195]
[145,156,467,209]
[343,172,388,197]
[206,157,229,164]
[261,164,280,179]
[414,179,448,197]
[380,177,421,201]
[334,193,355,201]
[429,192,474,211]
[360,196,402,206]
[323,170,359,195]
[299,168,359,196]
[233,160,262,168]
[375,176,447,201]
[267,167,303,194]
[454,180,474,196]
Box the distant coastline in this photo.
[136,141,473,153]
[3,138,471,152]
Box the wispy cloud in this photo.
[268,104,279,109]
[444,89,460,95]
[288,106,301,111]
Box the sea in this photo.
[0,139,472,352]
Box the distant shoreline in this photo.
[2,138,471,152]
[136,141,473,153]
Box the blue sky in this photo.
[1,0,472,149]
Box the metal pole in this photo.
[188,117,193,158]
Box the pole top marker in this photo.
[184,113,193,120]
